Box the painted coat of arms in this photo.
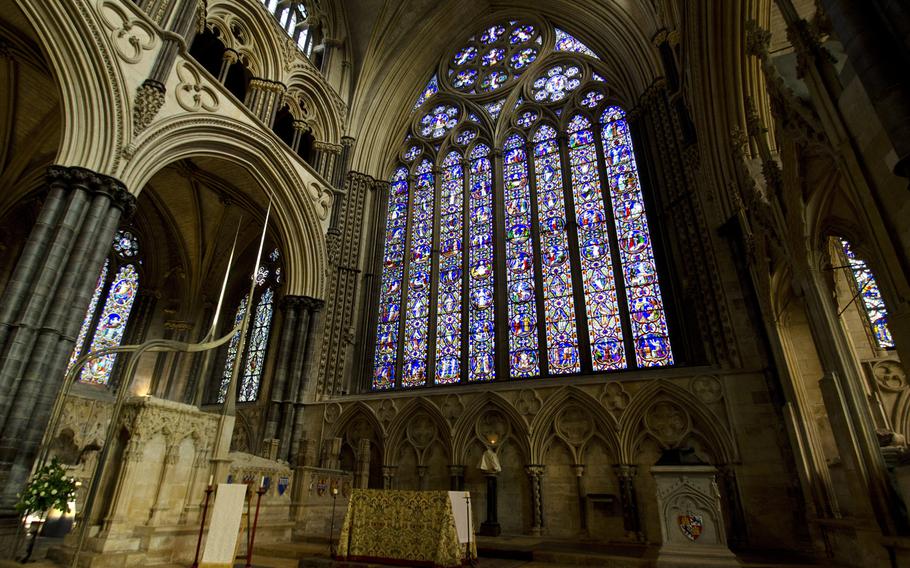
[277,476,290,496]
[677,513,703,541]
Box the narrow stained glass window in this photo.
[373,166,410,390]
[436,152,464,384]
[504,134,540,377]
[239,287,274,401]
[840,239,895,350]
[401,159,435,387]
[80,264,139,385]
[469,144,496,381]
[568,114,625,370]
[69,260,109,372]
[533,125,580,374]
[219,296,248,402]
[601,107,673,367]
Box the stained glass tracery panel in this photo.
[504,134,540,377]
[468,144,496,381]
[219,296,248,402]
[567,115,626,370]
[840,239,895,349]
[401,159,435,387]
[436,152,465,384]
[532,125,580,374]
[80,264,139,385]
[239,287,274,401]
[373,167,410,390]
[601,107,673,367]
[69,260,109,372]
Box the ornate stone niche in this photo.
[651,463,739,567]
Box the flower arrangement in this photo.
[15,458,77,518]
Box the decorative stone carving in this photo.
[873,361,907,392]
[438,394,464,425]
[344,416,373,446]
[515,389,542,418]
[476,410,510,447]
[99,0,158,64]
[132,79,166,137]
[324,402,341,424]
[601,382,630,413]
[407,414,437,449]
[645,401,690,446]
[376,399,396,426]
[651,465,739,566]
[175,61,219,112]
[556,404,593,446]
[691,375,723,403]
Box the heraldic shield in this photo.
[677,513,704,541]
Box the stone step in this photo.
[253,541,332,559]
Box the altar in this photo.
[336,489,476,567]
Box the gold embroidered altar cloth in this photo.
[336,489,474,567]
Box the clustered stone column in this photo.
[382,465,397,490]
[525,464,545,535]
[614,464,643,541]
[132,0,202,136]
[245,78,287,127]
[263,295,324,464]
[311,142,343,183]
[0,165,135,514]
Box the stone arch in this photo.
[16,0,127,175]
[619,379,737,464]
[284,74,345,144]
[385,398,453,466]
[120,114,329,299]
[206,0,284,80]
[330,401,384,442]
[452,392,530,465]
[530,385,619,464]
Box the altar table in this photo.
[336,489,476,567]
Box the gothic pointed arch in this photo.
[451,392,530,464]
[385,398,453,466]
[529,385,619,463]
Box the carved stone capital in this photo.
[133,79,166,135]
[46,165,136,216]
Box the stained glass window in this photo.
[533,125,580,374]
[413,75,439,110]
[68,232,142,386]
[469,144,496,381]
[219,296,248,402]
[504,134,540,377]
[840,239,895,350]
[239,288,274,401]
[374,19,675,390]
[401,159,435,388]
[436,152,465,384]
[80,264,139,384]
[373,167,409,390]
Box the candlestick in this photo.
[208,474,213,487]
[245,484,267,568]
[191,484,215,568]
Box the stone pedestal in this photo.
[651,465,739,567]
[479,473,500,536]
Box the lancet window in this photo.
[840,239,895,350]
[372,20,674,390]
[218,248,282,402]
[68,230,141,386]
[259,0,313,54]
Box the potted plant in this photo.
[15,458,77,562]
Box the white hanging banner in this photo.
[448,490,473,544]
[200,483,248,568]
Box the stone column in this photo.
[150,319,194,399]
[449,465,465,491]
[526,464,544,535]
[264,297,301,441]
[288,298,324,462]
[417,465,429,491]
[0,165,134,512]
[244,78,287,127]
[382,465,397,490]
[179,447,210,523]
[573,464,587,536]
[133,0,202,136]
[354,438,371,489]
[480,473,501,536]
[614,464,643,541]
[148,442,180,524]
[312,142,343,185]
[102,438,145,532]
[290,120,310,154]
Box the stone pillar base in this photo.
[479,521,501,536]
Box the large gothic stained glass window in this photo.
[372,20,674,390]
[840,239,895,350]
[68,230,141,386]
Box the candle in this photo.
[332,487,338,496]
[208,475,213,486]
[260,476,265,488]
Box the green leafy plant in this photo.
[15,458,77,517]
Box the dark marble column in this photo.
[0,165,135,512]
[525,464,544,535]
[288,297,324,461]
[264,296,302,442]
[449,465,465,491]
[614,464,643,541]
[480,473,501,536]
[244,78,286,127]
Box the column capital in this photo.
[281,294,325,313]
[449,465,465,476]
[525,464,545,477]
[248,77,287,95]
[46,165,136,216]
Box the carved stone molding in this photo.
[601,382,631,413]
[690,375,723,403]
[175,60,219,112]
[46,165,136,215]
[645,401,690,446]
[132,79,166,136]
[99,0,158,64]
